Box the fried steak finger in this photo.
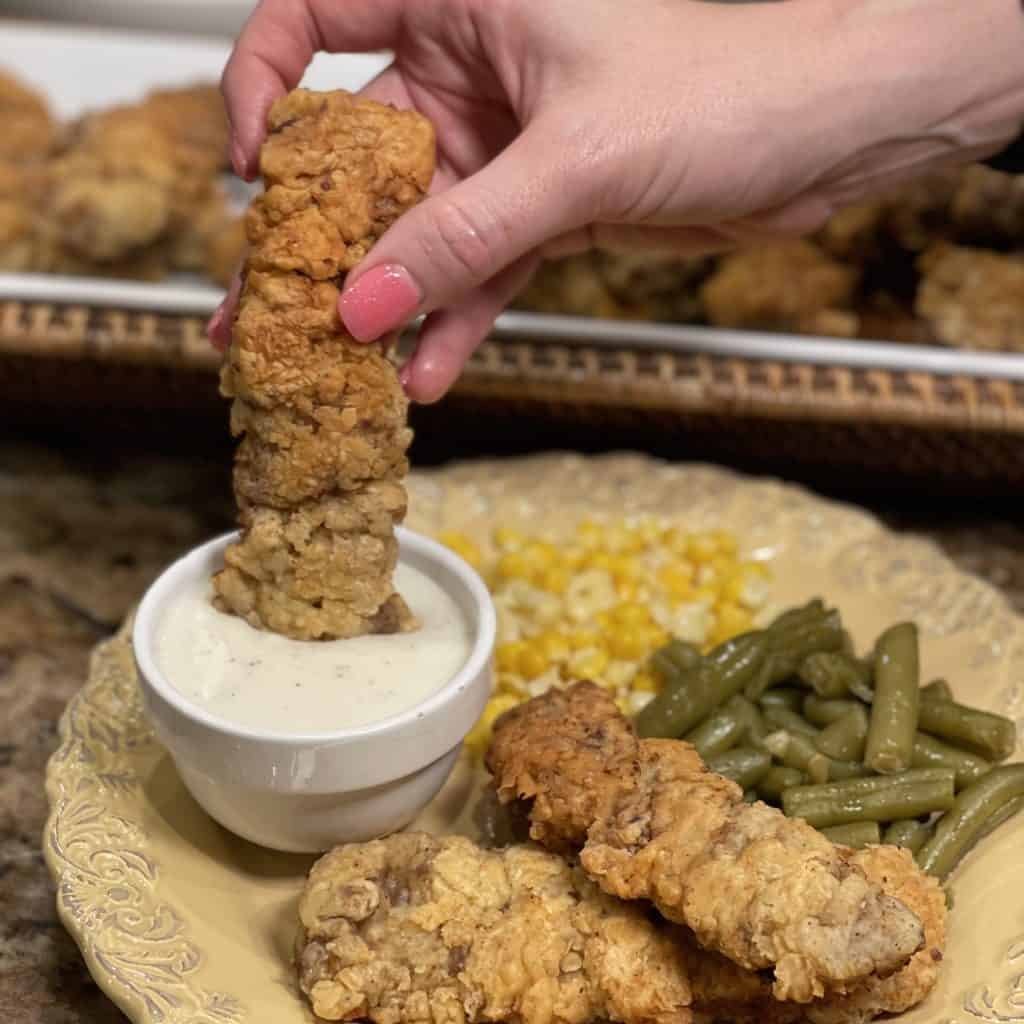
[296,833,694,1024]
[487,682,925,1003]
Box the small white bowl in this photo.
[133,528,495,853]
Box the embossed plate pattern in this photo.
[44,455,1024,1023]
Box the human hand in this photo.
[212,0,1024,402]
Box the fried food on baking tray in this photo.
[212,89,435,640]
[487,682,926,1004]
[295,832,695,1024]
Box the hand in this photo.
[213,0,1024,402]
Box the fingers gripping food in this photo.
[213,90,436,639]
[487,682,925,1003]
[295,833,695,1024]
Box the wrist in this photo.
[816,0,1024,192]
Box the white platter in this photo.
[0,1,256,38]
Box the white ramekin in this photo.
[133,528,495,853]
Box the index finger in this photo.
[221,0,406,178]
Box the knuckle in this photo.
[421,194,505,284]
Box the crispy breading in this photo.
[916,242,1024,352]
[0,70,57,162]
[296,833,694,1024]
[487,682,924,1003]
[247,90,434,279]
[699,241,859,337]
[204,215,246,287]
[213,90,434,639]
[687,844,945,1024]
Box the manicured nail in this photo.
[340,264,420,342]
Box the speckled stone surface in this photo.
[1,439,1022,1022]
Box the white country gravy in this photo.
[155,563,473,734]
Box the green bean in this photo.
[783,773,955,828]
[916,765,1024,879]
[652,639,703,677]
[804,696,862,727]
[746,610,845,700]
[757,765,806,802]
[782,767,953,802]
[798,651,873,700]
[759,688,805,712]
[763,730,831,784]
[763,705,819,738]
[636,632,768,739]
[746,703,770,748]
[865,623,920,774]
[921,679,953,703]
[707,747,772,789]
[742,789,759,804]
[768,600,826,635]
[815,706,869,761]
[827,759,870,781]
[911,733,991,790]
[917,699,1017,763]
[684,695,759,760]
[821,822,881,848]
[882,819,934,854]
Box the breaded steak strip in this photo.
[684,844,946,1024]
[296,833,694,1024]
[487,683,925,1003]
[213,90,435,639]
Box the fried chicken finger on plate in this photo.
[296,833,694,1024]
[486,682,925,1003]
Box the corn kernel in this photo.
[616,579,639,601]
[496,642,526,673]
[568,647,610,678]
[497,552,532,580]
[658,564,694,601]
[608,631,649,661]
[538,566,571,594]
[537,631,571,662]
[576,520,606,547]
[632,670,660,693]
[710,529,738,556]
[688,533,718,562]
[438,531,482,569]
[611,602,651,627]
[560,545,588,570]
[493,526,526,550]
[586,551,615,573]
[524,541,558,566]
[518,647,550,680]
[569,629,602,650]
[711,602,752,644]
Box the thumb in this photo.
[339,124,586,342]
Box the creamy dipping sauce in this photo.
[155,563,473,734]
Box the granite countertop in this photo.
[2,439,1023,1022]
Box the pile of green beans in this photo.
[636,599,1021,878]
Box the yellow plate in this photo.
[43,455,1024,1024]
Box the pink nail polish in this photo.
[340,264,420,342]
[207,301,227,347]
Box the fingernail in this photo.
[399,362,413,392]
[340,264,420,343]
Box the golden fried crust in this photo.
[204,215,247,287]
[247,90,434,279]
[296,833,694,1024]
[0,71,57,162]
[699,241,859,337]
[915,242,1024,352]
[213,89,432,640]
[488,682,925,1004]
[684,846,944,1024]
